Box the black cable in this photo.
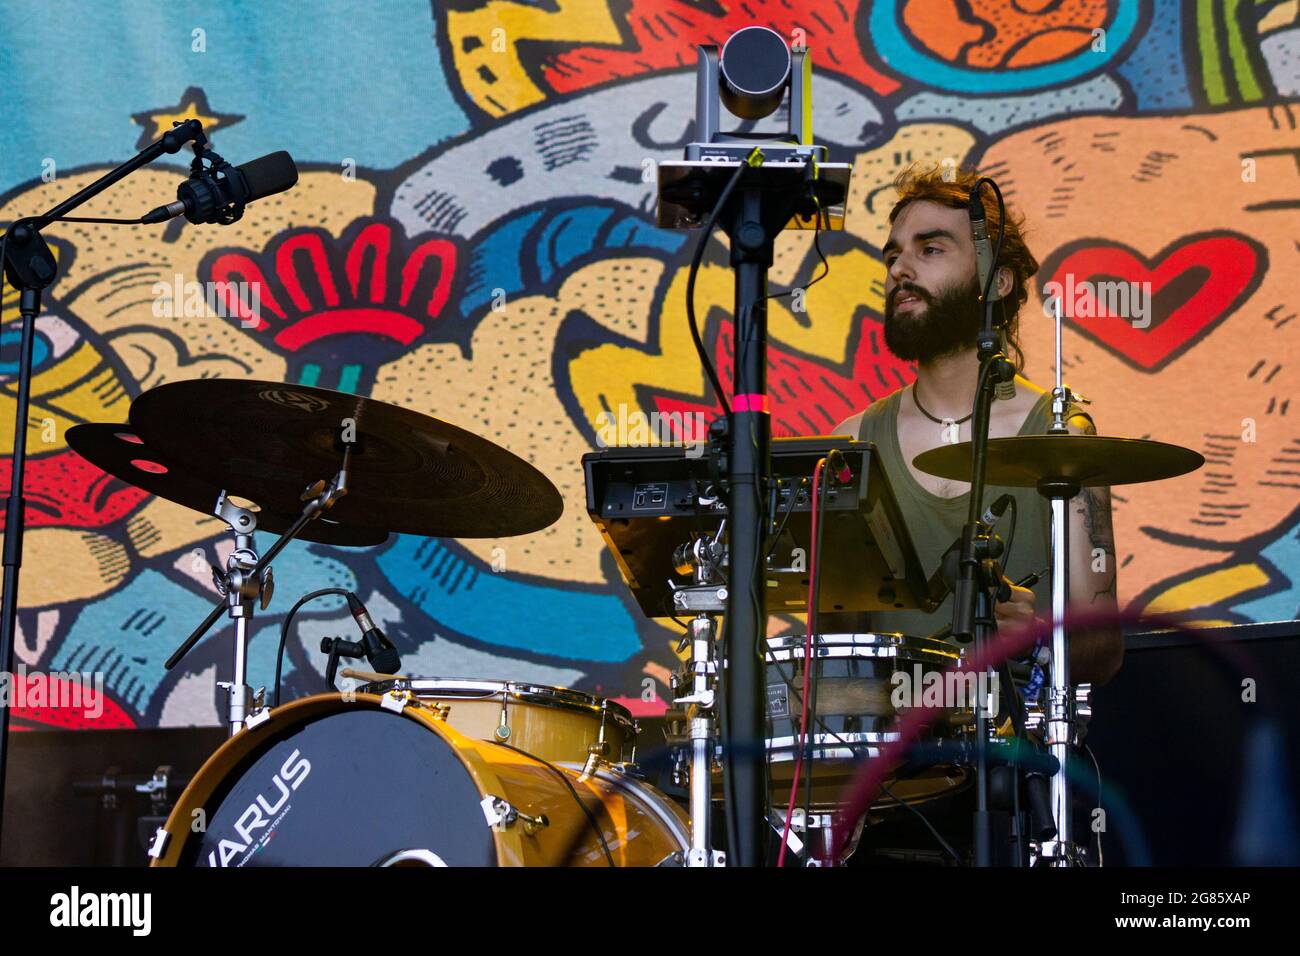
[686,155,756,420]
[0,231,8,336]
[731,192,828,404]
[762,477,805,563]
[764,652,959,865]
[491,740,617,867]
[803,458,831,851]
[274,587,350,706]
[973,178,1006,308]
[718,607,740,861]
[878,779,963,863]
[1085,743,1105,866]
[1002,496,1018,572]
[713,158,833,862]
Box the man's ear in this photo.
[995,265,1014,300]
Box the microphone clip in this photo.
[184,141,251,226]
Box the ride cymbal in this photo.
[912,434,1205,489]
[127,379,564,537]
[66,423,389,546]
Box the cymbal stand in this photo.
[210,493,273,736]
[164,443,353,736]
[668,520,728,867]
[1036,295,1082,865]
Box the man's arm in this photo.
[1065,414,1123,684]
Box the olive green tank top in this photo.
[847,388,1088,642]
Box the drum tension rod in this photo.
[480,795,549,836]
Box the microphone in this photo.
[143,150,298,225]
[346,593,402,675]
[970,185,1017,401]
[981,493,1014,527]
[995,348,1017,401]
[967,187,1001,305]
[826,448,852,485]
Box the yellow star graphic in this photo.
[131,86,244,150]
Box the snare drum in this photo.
[761,632,972,810]
[359,678,638,766]
[150,691,688,867]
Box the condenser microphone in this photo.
[970,185,1016,400]
[143,150,298,225]
[968,188,1001,306]
[346,593,402,675]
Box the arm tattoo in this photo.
[1072,414,1117,604]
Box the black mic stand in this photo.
[0,119,208,852]
[723,161,814,867]
[949,180,1018,868]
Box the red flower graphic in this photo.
[204,219,459,391]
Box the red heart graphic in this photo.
[1042,233,1263,372]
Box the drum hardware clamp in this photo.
[244,697,273,730]
[494,698,511,742]
[429,702,452,721]
[147,827,170,861]
[480,795,549,836]
[578,701,616,781]
[135,765,175,818]
[380,689,417,714]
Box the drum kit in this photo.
[61,364,1201,867]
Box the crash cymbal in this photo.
[66,424,390,546]
[912,434,1204,489]
[127,380,563,538]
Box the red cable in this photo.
[777,458,824,867]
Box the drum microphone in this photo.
[346,593,402,675]
[142,150,298,225]
[968,187,1001,307]
[969,185,1016,402]
[982,493,1014,527]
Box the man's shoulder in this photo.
[832,409,865,437]
[832,390,901,437]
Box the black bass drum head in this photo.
[187,707,498,866]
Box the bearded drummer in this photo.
[832,164,1123,686]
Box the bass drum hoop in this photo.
[363,678,639,738]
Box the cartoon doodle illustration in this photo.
[1259,1,1300,96]
[390,70,890,241]
[1,2,1295,731]
[981,104,1300,613]
[439,0,898,119]
[869,0,1139,93]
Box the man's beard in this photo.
[883,275,984,364]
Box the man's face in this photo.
[882,200,984,363]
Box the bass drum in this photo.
[150,691,688,867]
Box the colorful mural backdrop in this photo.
[1,0,1297,731]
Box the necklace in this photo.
[911,383,973,425]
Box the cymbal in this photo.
[127,380,564,537]
[912,434,1204,489]
[66,424,389,546]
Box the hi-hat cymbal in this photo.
[66,424,389,546]
[127,380,564,538]
[912,434,1204,489]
